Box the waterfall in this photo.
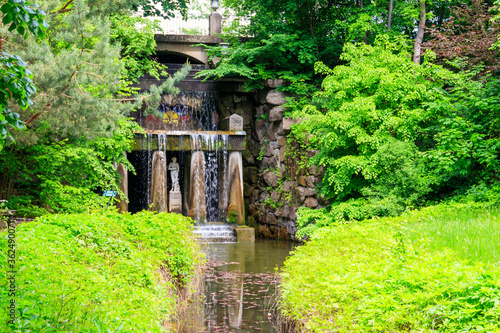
[227,152,244,225]
[128,89,245,233]
[150,151,168,212]
[189,150,206,223]
[135,91,218,131]
[205,134,219,222]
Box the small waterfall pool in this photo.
[191,240,294,332]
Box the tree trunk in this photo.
[413,0,426,64]
[359,0,369,44]
[387,0,394,30]
[437,4,445,26]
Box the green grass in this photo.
[0,210,204,332]
[279,203,500,332]
[405,205,500,264]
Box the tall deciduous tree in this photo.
[413,0,426,64]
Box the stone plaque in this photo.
[228,114,243,131]
[169,191,182,214]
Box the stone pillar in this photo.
[227,151,245,225]
[209,12,222,35]
[150,151,168,212]
[209,0,221,35]
[169,191,182,214]
[188,151,206,222]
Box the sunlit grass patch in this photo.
[405,205,500,264]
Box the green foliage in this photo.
[110,14,168,96]
[1,0,48,38]
[294,34,500,236]
[292,37,440,232]
[135,0,189,20]
[280,203,500,332]
[0,210,203,332]
[423,72,500,186]
[0,0,47,150]
[0,119,141,215]
[0,53,31,148]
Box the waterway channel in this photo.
[197,239,294,332]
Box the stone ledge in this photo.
[132,131,247,151]
[234,226,255,243]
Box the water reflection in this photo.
[201,240,294,333]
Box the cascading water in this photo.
[150,151,168,212]
[128,90,244,240]
[134,91,219,132]
[227,152,245,224]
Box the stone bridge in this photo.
[155,34,224,65]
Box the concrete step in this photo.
[193,223,236,243]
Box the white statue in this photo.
[168,157,180,192]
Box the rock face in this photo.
[268,106,284,122]
[266,89,287,106]
[217,87,328,241]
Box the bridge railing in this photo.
[145,14,251,36]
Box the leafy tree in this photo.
[0,0,191,205]
[293,33,500,236]
[423,0,500,74]
[293,36,442,210]
[0,0,48,150]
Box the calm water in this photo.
[199,239,294,332]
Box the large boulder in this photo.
[304,197,318,208]
[268,106,284,122]
[266,89,287,106]
[266,122,280,141]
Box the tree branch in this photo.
[51,0,74,15]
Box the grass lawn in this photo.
[279,203,500,332]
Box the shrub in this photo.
[0,210,203,332]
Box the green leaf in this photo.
[16,25,26,36]
[3,13,14,25]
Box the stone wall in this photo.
[217,80,327,241]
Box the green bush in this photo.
[0,119,140,215]
[280,204,500,332]
[0,210,204,332]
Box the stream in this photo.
[189,239,294,332]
